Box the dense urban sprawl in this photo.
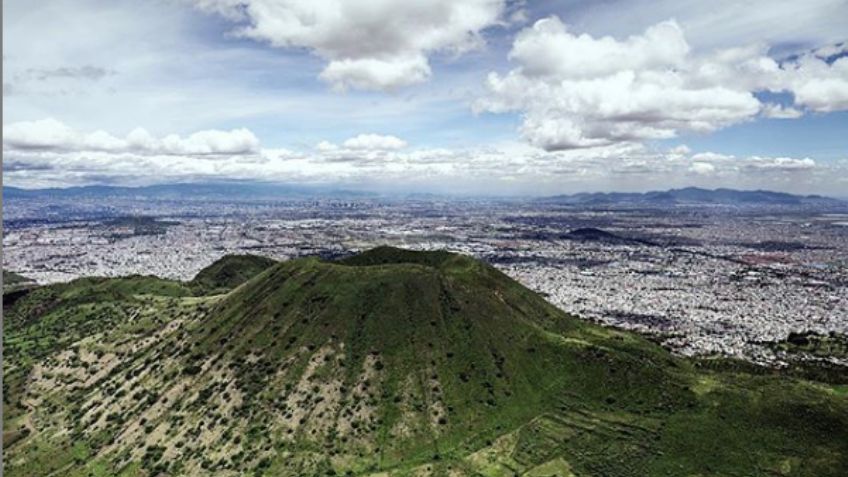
[4,196,847,365]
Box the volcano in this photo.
[3,247,847,476]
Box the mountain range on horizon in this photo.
[536,187,844,206]
[1,182,379,201]
[3,183,844,205]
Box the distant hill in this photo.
[3,247,847,476]
[3,270,34,287]
[189,254,277,295]
[538,187,844,206]
[2,270,38,308]
[563,227,645,245]
[6,184,843,206]
[2,182,377,200]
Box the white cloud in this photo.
[3,0,474,143]
[84,130,127,151]
[691,152,734,163]
[342,133,407,150]
[5,129,842,196]
[477,16,848,150]
[792,75,848,113]
[318,55,432,92]
[3,118,259,156]
[508,19,690,79]
[689,162,716,175]
[159,128,260,155]
[761,103,803,119]
[772,45,848,113]
[744,156,816,171]
[193,0,506,91]
[4,118,81,150]
[685,152,818,175]
[668,144,692,156]
[476,17,761,150]
[315,140,339,152]
[543,0,848,52]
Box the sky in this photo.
[3,0,848,195]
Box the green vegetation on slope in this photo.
[3,270,34,287]
[2,275,192,424]
[188,254,277,295]
[3,247,847,477]
[769,331,848,361]
[3,270,37,304]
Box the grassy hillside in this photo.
[768,331,848,362]
[3,270,38,309]
[188,254,277,295]
[3,247,847,476]
[3,270,34,287]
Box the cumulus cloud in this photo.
[743,156,816,171]
[4,118,81,150]
[3,118,839,195]
[318,55,431,92]
[689,162,716,175]
[192,0,506,91]
[690,152,734,163]
[668,145,692,157]
[342,133,407,150]
[476,16,848,150]
[793,76,848,112]
[157,129,260,155]
[509,19,690,79]
[3,118,259,156]
[686,151,817,174]
[5,134,841,195]
[761,103,803,119]
[309,134,410,166]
